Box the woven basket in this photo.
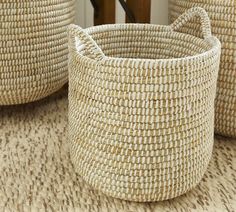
[169,0,236,137]
[68,7,221,202]
[0,0,74,105]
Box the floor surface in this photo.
[0,87,235,212]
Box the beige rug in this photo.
[0,87,235,212]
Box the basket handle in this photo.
[68,24,106,60]
[170,7,212,39]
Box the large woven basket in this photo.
[169,0,236,137]
[68,7,221,202]
[0,0,74,105]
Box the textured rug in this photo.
[0,87,235,212]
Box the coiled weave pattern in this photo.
[0,0,74,105]
[169,0,236,137]
[68,8,221,201]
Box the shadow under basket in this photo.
[68,7,221,202]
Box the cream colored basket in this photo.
[68,7,221,202]
[169,0,236,137]
[0,0,74,105]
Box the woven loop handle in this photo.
[68,24,106,60]
[170,7,212,39]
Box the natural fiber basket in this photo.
[68,7,221,202]
[0,0,74,105]
[169,0,236,137]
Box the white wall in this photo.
[75,0,169,27]
[151,0,168,25]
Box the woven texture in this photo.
[169,0,236,138]
[68,8,221,202]
[0,89,236,212]
[1,88,236,211]
[0,0,74,105]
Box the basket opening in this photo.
[83,29,212,60]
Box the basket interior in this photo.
[82,26,212,60]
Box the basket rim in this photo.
[70,23,221,69]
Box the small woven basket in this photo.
[0,0,74,105]
[169,0,236,137]
[68,7,221,202]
